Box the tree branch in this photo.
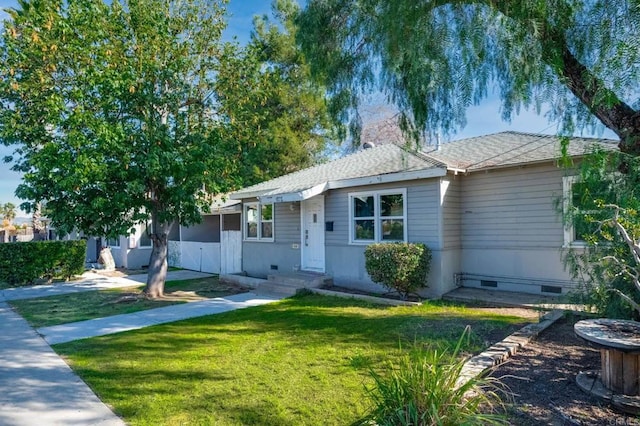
[602,204,640,266]
[609,288,640,314]
[483,0,640,154]
[555,42,640,155]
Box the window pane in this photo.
[261,222,273,239]
[572,181,615,209]
[354,196,374,218]
[381,219,404,240]
[574,214,594,242]
[354,220,374,240]
[571,182,590,209]
[246,205,258,238]
[381,194,404,217]
[139,224,151,247]
[107,238,119,247]
[261,204,273,221]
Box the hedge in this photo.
[0,240,87,286]
[364,242,431,299]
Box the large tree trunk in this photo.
[487,2,640,156]
[144,221,170,298]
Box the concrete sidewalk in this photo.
[0,302,125,426]
[0,270,284,425]
[39,292,284,344]
[0,270,214,302]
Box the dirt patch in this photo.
[321,284,424,302]
[91,267,147,278]
[489,316,640,425]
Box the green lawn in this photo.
[56,294,535,425]
[10,277,248,328]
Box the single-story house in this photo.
[105,198,242,273]
[228,131,618,298]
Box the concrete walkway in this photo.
[39,292,283,344]
[442,287,589,312]
[0,270,214,302]
[0,302,125,426]
[0,270,284,425]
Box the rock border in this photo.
[457,309,565,386]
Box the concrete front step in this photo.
[267,272,333,289]
[254,281,301,296]
[220,272,333,297]
[254,281,301,297]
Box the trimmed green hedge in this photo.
[364,242,431,299]
[0,240,86,286]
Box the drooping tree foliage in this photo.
[564,150,640,319]
[298,1,640,151]
[298,0,640,316]
[215,0,338,187]
[0,0,336,297]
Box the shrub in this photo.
[357,329,507,426]
[0,240,86,286]
[364,242,431,299]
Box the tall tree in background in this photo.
[298,1,640,152]
[32,202,44,239]
[215,0,338,187]
[0,0,234,297]
[0,203,16,224]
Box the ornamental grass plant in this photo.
[358,327,508,426]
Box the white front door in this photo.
[301,196,325,272]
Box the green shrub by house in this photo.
[364,242,431,299]
[0,240,86,286]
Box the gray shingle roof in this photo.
[426,131,618,170]
[231,131,620,200]
[231,143,445,199]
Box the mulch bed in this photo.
[489,316,640,425]
[321,284,423,302]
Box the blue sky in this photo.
[0,0,617,217]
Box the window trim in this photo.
[107,236,121,248]
[348,188,408,244]
[244,201,275,242]
[562,175,595,248]
[137,222,152,248]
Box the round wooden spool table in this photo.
[574,318,640,414]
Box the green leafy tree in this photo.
[298,1,640,152]
[215,0,339,187]
[0,203,16,224]
[0,0,235,297]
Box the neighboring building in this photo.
[106,198,242,273]
[228,131,618,298]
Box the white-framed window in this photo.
[107,237,120,248]
[563,176,612,246]
[349,189,407,244]
[138,222,152,248]
[244,202,274,241]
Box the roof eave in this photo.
[229,188,277,200]
[466,158,565,173]
[328,167,447,190]
[257,182,329,204]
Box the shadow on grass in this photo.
[54,293,534,425]
[58,294,531,354]
[56,294,531,371]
